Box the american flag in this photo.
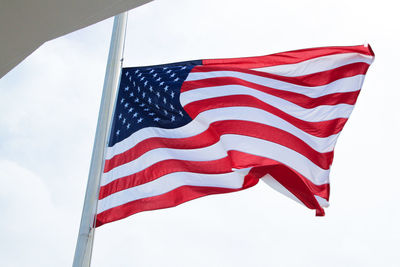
[95,44,374,227]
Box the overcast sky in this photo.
[1,0,399,266]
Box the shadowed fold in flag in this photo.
[95,44,374,227]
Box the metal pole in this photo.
[73,12,128,267]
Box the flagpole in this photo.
[73,12,128,267]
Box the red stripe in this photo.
[237,154,329,201]
[181,76,361,109]
[202,44,374,69]
[104,120,333,173]
[184,95,348,137]
[96,173,260,227]
[190,62,370,87]
[251,165,327,216]
[100,157,233,200]
[100,150,329,201]
[97,157,329,227]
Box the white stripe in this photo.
[186,72,365,98]
[261,174,329,208]
[102,134,330,187]
[315,195,330,207]
[105,107,339,160]
[180,85,355,122]
[97,170,248,214]
[262,174,304,205]
[253,52,373,77]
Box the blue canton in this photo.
[108,61,201,147]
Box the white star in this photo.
[124,103,129,108]
[127,123,131,129]
[122,118,126,124]
[149,69,154,74]
[140,77,145,81]
[156,77,161,82]
[170,73,176,78]
[181,66,186,70]
[156,92,160,97]
[163,110,168,115]
[171,115,175,122]
[125,86,129,91]
[148,112,155,116]
[170,91,175,98]
[179,110,184,117]
[133,112,138,118]
[153,73,157,78]
[148,97,152,104]
[125,71,129,76]
[154,117,161,122]
[144,81,148,86]
[129,92,134,97]
[135,98,139,103]
[129,76,132,81]
[135,69,139,74]
[166,69,172,74]
[128,107,133,113]
[120,98,125,103]
[139,103,145,107]
[164,85,169,92]
[170,104,175,110]
[174,77,179,82]
[163,97,167,104]
[137,118,143,123]
[118,113,122,119]
[149,86,153,92]
[116,130,120,135]
[142,92,146,98]
[144,108,150,111]
[137,86,141,92]
[155,104,160,109]
[137,72,142,77]
[159,81,165,86]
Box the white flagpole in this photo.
[73,12,128,267]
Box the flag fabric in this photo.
[95,44,374,227]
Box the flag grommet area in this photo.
[95,44,374,227]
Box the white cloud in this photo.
[0,160,73,266]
